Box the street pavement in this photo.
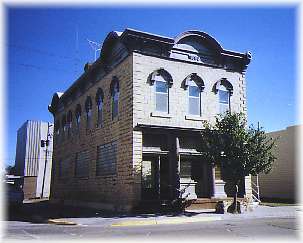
[2,202,302,241]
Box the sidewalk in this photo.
[53,205,301,227]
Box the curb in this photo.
[47,219,77,225]
[111,216,222,227]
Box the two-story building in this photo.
[48,29,252,212]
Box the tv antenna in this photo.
[87,39,101,61]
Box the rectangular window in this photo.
[188,85,201,116]
[156,81,168,93]
[219,90,229,104]
[219,89,229,114]
[180,160,192,178]
[96,141,117,176]
[75,150,89,178]
[189,85,200,97]
[155,81,168,113]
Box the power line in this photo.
[8,60,74,73]
[7,43,78,61]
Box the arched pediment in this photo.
[213,78,234,96]
[173,30,222,55]
[182,73,205,91]
[148,68,173,87]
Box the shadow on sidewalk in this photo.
[5,200,217,224]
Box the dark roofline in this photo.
[121,28,174,44]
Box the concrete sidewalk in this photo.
[52,205,301,227]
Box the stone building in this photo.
[15,120,53,199]
[48,29,252,212]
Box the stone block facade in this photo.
[49,29,252,212]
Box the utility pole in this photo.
[40,122,52,198]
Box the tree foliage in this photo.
[201,112,277,188]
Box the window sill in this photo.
[75,176,89,180]
[150,112,172,119]
[95,174,116,178]
[185,115,205,121]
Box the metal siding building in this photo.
[258,125,299,202]
[15,120,54,198]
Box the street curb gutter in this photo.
[47,219,77,225]
[111,216,222,227]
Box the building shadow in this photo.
[5,200,217,223]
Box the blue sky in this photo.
[5,5,298,166]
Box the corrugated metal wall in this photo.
[15,120,53,198]
[15,122,27,175]
[25,121,41,176]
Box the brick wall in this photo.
[50,55,135,211]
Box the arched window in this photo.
[55,120,60,141]
[95,88,104,127]
[85,96,93,129]
[213,78,233,115]
[67,110,73,137]
[149,69,173,113]
[61,115,67,140]
[110,77,119,120]
[75,104,82,132]
[182,73,204,116]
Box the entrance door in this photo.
[141,155,170,200]
[141,157,159,200]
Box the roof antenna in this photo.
[87,39,101,61]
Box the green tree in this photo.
[201,112,277,213]
[5,165,16,175]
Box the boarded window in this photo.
[59,158,70,178]
[75,150,90,178]
[96,141,117,176]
